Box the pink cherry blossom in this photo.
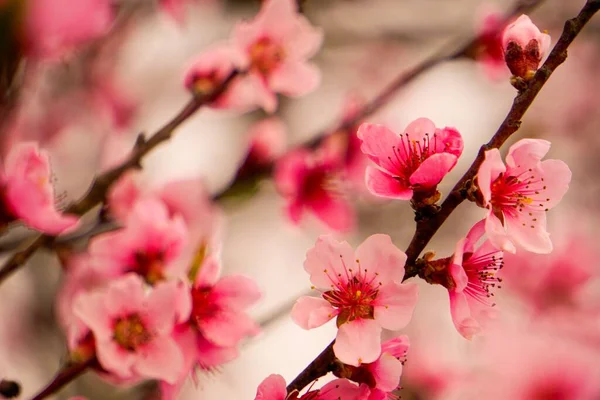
[73,274,189,383]
[245,117,288,165]
[292,235,418,366]
[502,14,551,79]
[274,148,355,232]
[254,374,371,400]
[475,10,507,79]
[476,138,571,254]
[357,119,463,200]
[447,220,503,339]
[23,0,114,59]
[0,141,79,234]
[231,0,323,112]
[89,197,189,284]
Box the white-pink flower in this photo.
[358,119,463,200]
[0,141,79,234]
[254,374,371,400]
[448,220,503,339]
[73,274,189,383]
[231,0,323,112]
[477,138,571,254]
[89,197,189,283]
[502,14,551,79]
[292,235,418,366]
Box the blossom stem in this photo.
[0,70,239,286]
[286,341,335,394]
[29,357,96,400]
[403,0,600,280]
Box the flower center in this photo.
[190,286,218,328]
[462,251,503,307]
[389,132,438,187]
[490,170,550,226]
[113,314,152,351]
[322,274,379,326]
[188,70,220,96]
[249,37,285,77]
[130,251,165,285]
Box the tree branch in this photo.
[0,70,239,285]
[283,0,600,394]
[29,357,96,400]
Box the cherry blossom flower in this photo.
[292,235,418,366]
[23,0,114,59]
[0,141,79,234]
[89,197,189,284]
[254,374,371,400]
[502,14,551,80]
[274,148,355,232]
[475,10,507,79]
[337,336,409,397]
[73,274,189,383]
[245,117,288,165]
[231,0,323,112]
[357,119,463,201]
[447,220,503,339]
[476,138,571,253]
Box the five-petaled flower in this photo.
[477,138,571,254]
[73,274,189,383]
[502,14,551,80]
[357,118,463,202]
[292,234,418,366]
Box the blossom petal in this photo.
[477,149,506,206]
[309,193,355,232]
[505,138,550,171]
[212,275,262,310]
[539,159,571,209]
[291,296,337,329]
[200,309,260,347]
[370,353,403,392]
[448,290,481,340]
[409,152,457,188]
[334,319,382,366]
[269,62,321,97]
[485,211,517,253]
[135,339,183,384]
[365,166,412,200]
[255,374,287,400]
[304,235,357,289]
[373,282,419,331]
[505,211,552,254]
[357,123,403,175]
[355,234,406,284]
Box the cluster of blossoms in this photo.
[56,172,262,398]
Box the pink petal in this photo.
[485,211,517,253]
[334,319,382,366]
[477,148,506,206]
[247,73,278,113]
[104,274,146,316]
[357,123,403,175]
[320,379,371,400]
[145,280,190,334]
[409,152,458,188]
[464,219,487,252]
[373,282,419,331]
[106,171,140,222]
[269,61,321,97]
[355,234,406,285]
[403,117,436,143]
[72,291,112,340]
[255,374,287,400]
[448,290,481,340]
[309,193,355,232]
[505,138,551,171]
[381,335,410,358]
[212,275,262,310]
[449,259,469,292]
[285,199,304,224]
[504,211,552,254]
[135,339,183,384]
[96,339,136,379]
[433,126,464,157]
[365,166,412,200]
[274,149,311,196]
[304,235,357,289]
[539,159,571,209]
[200,309,260,347]
[369,353,403,392]
[194,256,222,287]
[502,15,548,51]
[291,296,337,329]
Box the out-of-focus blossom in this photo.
[73,274,189,383]
[0,141,79,234]
[475,9,506,79]
[502,14,551,80]
[89,198,189,284]
[230,0,323,112]
[22,0,114,59]
[274,148,354,232]
[476,138,571,254]
[292,235,418,366]
[245,118,288,165]
[358,118,463,201]
[254,374,371,400]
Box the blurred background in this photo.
[1,0,600,398]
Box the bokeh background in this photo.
[1,0,600,398]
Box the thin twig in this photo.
[29,357,96,400]
[0,70,239,285]
[284,0,600,394]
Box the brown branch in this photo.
[0,70,239,285]
[282,0,600,394]
[29,357,96,400]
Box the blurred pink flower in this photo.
[357,119,463,200]
[231,0,323,112]
[292,234,418,366]
[23,0,114,59]
[89,197,189,284]
[475,10,507,79]
[477,138,571,253]
[255,374,371,400]
[1,141,79,234]
[502,14,551,79]
[448,220,503,339]
[73,274,189,383]
[274,148,355,232]
[245,117,288,165]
